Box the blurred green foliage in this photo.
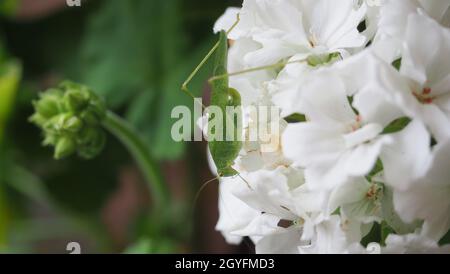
[0,0,240,253]
[0,41,21,143]
[0,0,18,17]
[0,36,21,249]
[77,0,216,160]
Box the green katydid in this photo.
[181,15,318,179]
[207,31,242,177]
[182,16,243,178]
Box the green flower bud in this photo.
[34,90,63,118]
[77,127,106,159]
[44,113,75,132]
[79,110,99,127]
[54,136,76,160]
[64,88,90,113]
[63,116,83,133]
[81,103,106,126]
[30,81,107,160]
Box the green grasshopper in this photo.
[181,15,311,179]
[182,17,242,178]
[207,31,242,177]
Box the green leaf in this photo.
[380,222,395,246]
[79,0,164,108]
[284,113,306,123]
[392,58,402,71]
[361,222,381,247]
[366,158,383,181]
[439,229,450,245]
[382,117,411,135]
[5,165,50,205]
[0,60,21,143]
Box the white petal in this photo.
[282,122,345,168]
[353,88,404,127]
[213,7,241,34]
[418,0,450,22]
[299,216,362,254]
[342,135,392,177]
[377,0,418,41]
[300,73,356,125]
[383,232,450,254]
[311,0,367,50]
[380,120,432,190]
[231,213,280,238]
[394,181,450,241]
[421,104,450,142]
[343,124,383,149]
[255,227,303,254]
[233,169,298,220]
[328,177,371,215]
[401,13,450,86]
[216,176,260,245]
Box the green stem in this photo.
[102,111,170,208]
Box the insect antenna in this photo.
[181,13,241,110]
[226,13,241,36]
[237,173,253,190]
[192,176,221,214]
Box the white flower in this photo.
[390,139,450,241]
[328,177,383,223]
[377,0,450,40]
[354,0,386,42]
[298,215,367,254]
[376,0,450,59]
[215,176,262,245]
[374,13,450,142]
[212,0,450,254]
[227,168,327,254]
[227,38,276,107]
[269,42,389,117]
[383,233,450,254]
[281,72,399,189]
[380,120,432,191]
[217,0,367,67]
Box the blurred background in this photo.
[0,0,251,253]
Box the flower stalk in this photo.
[102,111,170,207]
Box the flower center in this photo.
[278,218,304,228]
[292,218,305,227]
[340,219,351,231]
[413,87,435,104]
[366,183,383,201]
[350,115,362,132]
[309,31,318,48]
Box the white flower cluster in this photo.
[211,0,450,254]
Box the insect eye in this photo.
[226,88,241,106]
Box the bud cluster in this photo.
[30,81,107,159]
